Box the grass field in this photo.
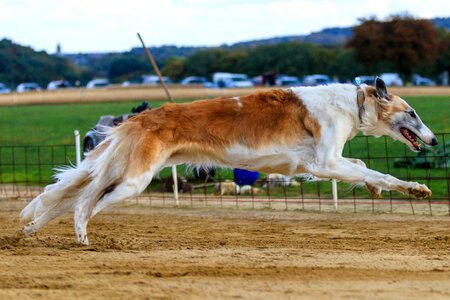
[1,95,449,145]
[0,94,449,200]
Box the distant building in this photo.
[56,43,62,57]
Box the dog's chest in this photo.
[224,143,315,174]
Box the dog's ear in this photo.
[375,77,389,99]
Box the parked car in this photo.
[47,80,71,90]
[180,76,213,88]
[302,74,331,86]
[275,75,301,86]
[412,74,436,86]
[86,78,109,89]
[212,72,253,88]
[121,78,142,87]
[0,83,11,94]
[16,82,42,92]
[141,75,172,85]
[380,73,403,86]
[181,76,206,85]
[354,75,376,86]
[83,102,149,153]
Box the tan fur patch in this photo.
[113,89,321,177]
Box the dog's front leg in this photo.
[308,157,431,198]
[345,158,382,198]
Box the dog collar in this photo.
[356,86,365,125]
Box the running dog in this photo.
[20,77,438,245]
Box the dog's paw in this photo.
[22,221,37,237]
[366,183,382,198]
[407,183,432,199]
[77,233,90,246]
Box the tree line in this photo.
[0,39,90,87]
[160,16,449,83]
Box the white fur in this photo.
[288,84,433,199]
[231,96,243,108]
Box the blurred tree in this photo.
[221,50,248,74]
[434,29,450,82]
[0,39,88,87]
[108,56,147,82]
[162,57,187,82]
[242,42,318,77]
[327,48,369,82]
[347,16,438,81]
[185,48,227,78]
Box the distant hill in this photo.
[0,39,87,87]
[232,27,353,47]
[432,17,450,30]
[231,17,450,47]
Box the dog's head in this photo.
[359,77,438,152]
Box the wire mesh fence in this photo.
[1,133,449,215]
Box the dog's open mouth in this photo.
[400,127,422,151]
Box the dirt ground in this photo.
[0,199,449,299]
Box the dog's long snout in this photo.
[430,136,438,146]
[417,122,437,147]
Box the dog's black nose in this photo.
[430,137,438,146]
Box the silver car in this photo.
[0,83,11,94]
[83,102,149,153]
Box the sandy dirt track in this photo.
[0,199,449,299]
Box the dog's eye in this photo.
[408,111,416,118]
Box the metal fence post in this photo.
[74,130,81,166]
[332,179,338,211]
[172,165,179,206]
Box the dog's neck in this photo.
[355,85,383,137]
[356,85,366,125]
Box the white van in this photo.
[86,78,109,89]
[380,73,404,86]
[212,72,253,88]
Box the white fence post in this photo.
[74,130,81,166]
[332,179,338,211]
[172,165,179,206]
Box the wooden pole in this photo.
[137,32,173,103]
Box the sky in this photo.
[0,0,449,54]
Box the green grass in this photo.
[0,96,449,199]
[0,96,448,146]
[0,100,182,145]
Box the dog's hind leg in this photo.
[73,176,148,245]
[73,162,164,245]
[94,172,155,217]
[23,199,73,236]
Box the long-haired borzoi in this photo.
[21,78,438,245]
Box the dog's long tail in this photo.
[19,124,139,226]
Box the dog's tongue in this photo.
[401,128,421,150]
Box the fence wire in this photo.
[1,134,449,215]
